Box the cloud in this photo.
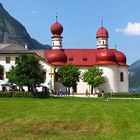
[30,10,40,15]
[116,22,140,35]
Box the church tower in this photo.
[50,16,63,49]
[96,23,109,49]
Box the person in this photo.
[102,90,104,98]
[59,89,62,96]
[132,89,136,93]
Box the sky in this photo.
[0,0,140,65]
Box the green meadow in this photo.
[0,97,140,140]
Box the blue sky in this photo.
[0,0,140,65]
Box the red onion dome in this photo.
[96,49,116,64]
[51,21,63,35]
[96,26,109,38]
[45,49,67,63]
[114,50,126,65]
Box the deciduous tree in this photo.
[82,66,106,94]
[9,54,46,91]
[0,64,4,80]
[57,64,80,94]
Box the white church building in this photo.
[44,20,128,93]
[0,19,128,93]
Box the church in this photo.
[43,19,129,93]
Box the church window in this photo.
[6,57,10,63]
[120,72,124,82]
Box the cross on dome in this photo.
[101,19,103,27]
[56,12,58,22]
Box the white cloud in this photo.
[30,10,40,15]
[116,22,140,35]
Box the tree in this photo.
[8,54,46,91]
[8,66,17,83]
[82,66,106,94]
[0,64,4,80]
[57,64,80,94]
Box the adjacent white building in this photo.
[0,43,54,91]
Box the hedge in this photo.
[0,91,50,98]
[98,92,140,98]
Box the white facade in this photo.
[54,65,129,94]
[99,65,119,92]
[79,65,128,93]
[0,55,18,82]
[118,66,129,92]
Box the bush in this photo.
[98,92,140,98]
[0,91,50,98]
[0,92,13,97]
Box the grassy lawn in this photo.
[0,97,140,140]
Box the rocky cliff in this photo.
[0,3,51,49]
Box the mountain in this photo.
[129,60,140,88]
[0,3,51,50]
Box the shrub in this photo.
[0,92,13,97]
[13,92,34,98]
[98,92,140,98]
[0,91,50,98]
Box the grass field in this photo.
[0,97,140,140]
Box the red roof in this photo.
[96,48,116,65]
[96,26,109,38]
[45,49,67,65]
[65,49,97,66]
[113,49,126,65]
[45,49,127,67]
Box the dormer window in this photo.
[83,58,87,61]
[69,58,73,61]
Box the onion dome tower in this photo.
[96,21,109,49]
[45,16,67,65]
[50,15,63,50]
